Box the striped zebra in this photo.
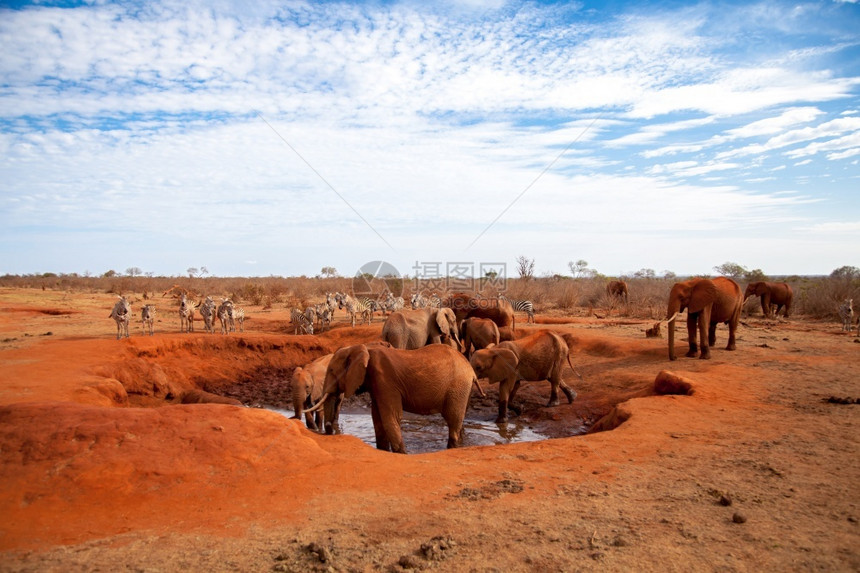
[291,308,314,334]
[109,296,131,340]
[335,292,372,326]
[141,304,155,336]
[234,307,245,332]
[217,299,235,334]
[179,294,196,333]
[838,298,854,332]
[199,296,216,334]
[411,292,441,310]
[499,294,535,324]
[316,306,332,331]
[381,293,405,315]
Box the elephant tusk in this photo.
[663,311,680,324]
[304,393,330,414]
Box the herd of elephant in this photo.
[288,280,797,454]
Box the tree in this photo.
[830,266,860,281]
[320,266,339,278]
[103,270,117,278]
[713,262,748,279]
[662,270,677,281]
[744,268,767,282]
[187,267,199,278]
[515,256,535,281]
[568,259,595,279]
[126,267,142,277]
[633,268,656,279]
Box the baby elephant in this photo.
[470,330,577,423]
[291,353,334,431]
[460,317,500,359]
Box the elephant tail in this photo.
[558,335,585,382]
[471,375,486,398]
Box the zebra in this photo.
[411,292,440,309]
[838,298,854,332]
[324,293,337,318]
[109,296,131,340]
[199,296,216,334]
[234,307,245,332]
[179,294,196,333]
[335,292,372,326]
[291,308,314,335]
[381,293,405,315]
[317,307,332,331]
[217,299,235,334]
[141,304,155,336]
[499,294,535,324]
[304,306,317,327]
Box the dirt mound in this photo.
[0,400,330,549]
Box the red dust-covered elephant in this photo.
[666,277,743,361]
[744,281,793,319]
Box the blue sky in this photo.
[1,0,858,279]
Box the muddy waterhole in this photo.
[271,407,587,453]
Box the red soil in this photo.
[0,288,857,571]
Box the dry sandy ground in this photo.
[0,287,857,572]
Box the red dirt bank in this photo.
[0,289,857,571]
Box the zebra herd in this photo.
[108,294,245,339]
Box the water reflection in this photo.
[273,408,549,453]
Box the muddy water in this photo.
[274,408,553,453]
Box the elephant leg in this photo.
[560,378,577,403]
[726,320,738,351]
[442,408,465,449]
[507,380,523,415]
[685,315,699,358]
[370,402,392,452]
[373,400,406,454]
[547,378,560,407]
[698,311,712,359]
[708,322,717,347]
[496,376,518,423]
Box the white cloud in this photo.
[0,0,858,276]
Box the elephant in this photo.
[307,343,479,453]
[743,281,793,319]
[290,353,334,431]
[381,307,460,350]
[666,277,743,361]
[606,280,629,303]
[469,330,577,423]
[460,317,500,359]
[444,292,515,340]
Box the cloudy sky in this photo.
[1,0,858,279]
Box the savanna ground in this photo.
[0,276,857,572]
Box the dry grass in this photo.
[2,273,857,321]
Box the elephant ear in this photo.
[342,344,370,399]
[688,280,718,314]
[493,348,519,378]
[755,282,768,295]
[435,308,456,336]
